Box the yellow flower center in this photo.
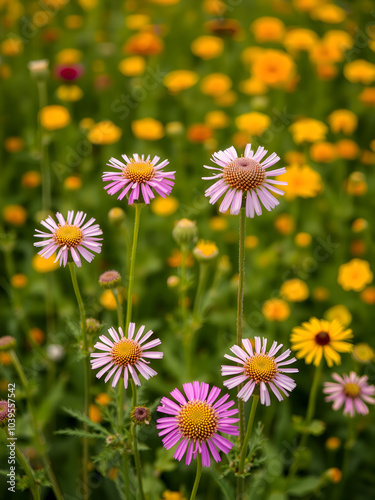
[195,240,218,257]
[223,157,266,191]
[177,400,218,441]
[244,353,277,382]
[53,225,83,248]
[315,331,331,346]
[110,338,141,366]
[123,159,155,184]
[344,382,360,398]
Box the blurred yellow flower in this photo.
[11,274,28,288]
[245,235,259,248]
[289,118,328,143]
[325,468,342,484]
[4,136,24,153]
[250,17,285,43]
[56,85,83,102]
[344,59,375,84]
[280,164,323,200]
[163,70,199,93]
[262,298,290,321]
[89,404,102,423]
[100,289,124,310]
[239,77,267,95]
[313,286,330,301]
[123,32,164,56]
[125,15,150,30]
[191,36,224,59]
[281,279,309,302]
[235,112,270,135]
[205,110,229,129]
[284,151,305,165]
[187,124,213,143]
[118,56,146,76]
[151,197,179,216]
[3,205,27,226]
[32,254,60,273]
[323,30,353,52]
[162,491,186,500]
[1,38,23,56]
[328,109,358,134]
[335,139,360,160]
[193,240,219,261]
[252,50,295,87]
[351,218,367,233]
[201,73,232,96]
[283,28,318,52]
[209,217,228,231]
[295,232,312,247]
[131,117,164,140]
[22,171,42,188]
[274,214,295,235]
[88,120,122,144]
[311,4,346,23]
[324,305,352,327]
[360,286,375,304]
[40,105,71,131]
[309,42,343,64]
[64,176,82,190]
[96,393,112,405]
[55,48,82,64]
[345,171,367,196]
[338,259,373,292]
[352,343,375,363]
[65,15,83,29]
[326,437,341,450]
[309,142,336,163]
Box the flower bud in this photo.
[131,405,151,425]
[167,275,180,288]
[0,336,16,352]
[172,219,198,247]
[108,207,126,225]
[99,270,122,289]
[28,59,49,80]
[0,400,15,428]
[86,318,101,334]
[193,240,219,262]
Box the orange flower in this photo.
[250,17,285,43]
[11,274,28,288]
[4,136,25,153]
[311,4,346,23]
[328,109,358,134]
[252,49,296,87]
[163,70,199,93]
[131,118,164,140]
[187,124,212,143]
[88,120,122,144]
[359,87,375,105]
[201,73,232,96]
[274,214,295,235]
[22,171,42,188]
[40,105,71,131]
[123,32,164,56]
[309,142,336,163]
[283,28,318,53]
[30,328,45,345]
[280,164,323,200]
[338,259,373,292]
[191,36,224,60]
[3,205,27,226]
[167,249,194,268]
[309,42,343,64]
[262,298,290,321]
[344,60,375,84]
[235,112,270,136]
[335,139,360,160]
[345,171,367,196]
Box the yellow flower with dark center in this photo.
[328,109,358,134]
[40,105,71,131]
[338,259,373,292]
[250,17,285,43]
[163,70,199,93]
[279,164,323,200]
[280,279,309,302]
[201,73,232,96]
[252,50,296,87]
[235,112,270,136]
[191,36,224,60]
[131,118,164,140]
[262,298,290,321]
[289,118,328,143]
[88,120,122,144]
[344,60,375,84]
[290,317,353,366]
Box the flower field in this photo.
[1,0,375,499]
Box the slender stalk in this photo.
[9,350,63,500]
[239,395,259,475]
[190,453,203,500]
[192,262,210,322]
[287,361,323,482]
[125,204,142,333]
[36,80,51,212]
[333,417,356,500]
[3,428,41,500]
[68,263,90,500]
[236,208,246,444]
[131,381,145,500]
[180,245,188,326]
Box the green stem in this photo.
[236,208,246,446]
[3,428,41,500]
[36,80,50,212]
[239,395,259,475]
[333,417,356,500]
[131,381,145,500]
[115,287,125,428]
[180,245,188,326]
[68,263,90,500]
[114,287,124,330]
[192,262,210,322]
[9,351,63,500]
[190,453,203,500]
[125,204,142,334]
[288,361,323,483]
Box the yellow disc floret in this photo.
[344,383,360,398]
[110,338,141,366]
[177,401,218,441]
[123,159,155,184]
[223,157,265,191]
[244,353,277,383]
[54,225,83,248]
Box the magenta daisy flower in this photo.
[323,372,375,417]
[90,323,163,389]
[203,144,287,217]
[103,153,175,204]
[221,337,298,406]
[156,382,239,467]
[34,211,102,267]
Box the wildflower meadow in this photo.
[1,0,375,499]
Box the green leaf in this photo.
[287,476,321,496]
[61,406,109,435]
[35,374,68,430]
[292,415,326,436]
[55,428,106,439]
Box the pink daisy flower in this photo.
[221,337,298,406]
[102,153,175,204]
[203,144,287,217]
[323,372,375,417]
[156,381,239,467]
[90,323,163,389]
[34,211,102,267]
